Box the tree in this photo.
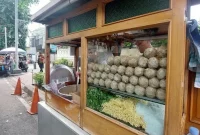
[0,0,38,50]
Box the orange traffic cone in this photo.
[12,78,22,95]
[27,86,40,115]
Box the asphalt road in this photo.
[0,78,38,135]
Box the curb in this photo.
[23,85,45,101]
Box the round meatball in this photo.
[98,65,105,72]
[88,77,93,84]
[149,78,160,88]
[120,56,129,66]
[122,75,129,83]
[144,68,156,79]
[99,79,105,87]
[91,72,96,78]
[134,67,144,77]
[101,72,108,80]
[159,58,167,68]
[129,75,138,85]
[114,56,121,66]
[111,81,118,90]
[108,73,114,80]
[114,73,122,83]
[148,57,159,69]
[135,85,145,96]
[157,68,166,79]
[157,45,167,58]
[146,87,156,98]
[88,63,94,70]
[126,84,135,94]
[160,79,166,88]
[156,89,166,100]
[105,79,112,88]
[125,67,134,77]
[107,57,114,65]
[144,48,157,58]
[104,65,111,73]
[87,69,92,76]
[93,78,99,85]
[118,65,126,75]
[95,71,101,79]
[138,76,149,88]
[118,82,126,92]
[111,65,118,74]
[128,57,138,67]
[138,57,148,68]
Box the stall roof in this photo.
[31,0,91,24]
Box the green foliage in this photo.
[53,58,73,67]
[151,39,168,47]
[33,72,44,86]
[123,42,132,48]
[0,0,38,50]
[87,87,115,111]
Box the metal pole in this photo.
[4,27,7,48]
[15,0,19,70]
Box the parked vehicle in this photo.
[19,55,28,72]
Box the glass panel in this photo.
[48,22,63,38]
[68,9,96,33]
[86,28,168,134]
[105,0,170,24]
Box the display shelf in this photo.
[88,84,165,105]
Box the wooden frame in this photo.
[43,0,189,134]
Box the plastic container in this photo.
[187,127,199,135]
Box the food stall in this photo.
[32,0,200,134]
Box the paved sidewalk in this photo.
[6,72,45,101]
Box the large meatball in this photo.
[107,57,114,65]
[114,73,122,83]
[105,79,112,88]
[122,75,129,83]
[118,65,126,75]
[138,76,149,88]
[145,87,156,98]
[129,75,138,85]
[128,57,138,67]
[144,68,156,79]
[120,56,129,66]
[149,78,160,88]
[91,72,96,78]
[157,45,167,58]
[114,56,121,66]
[92,64,99,71]
[108,73,114,80]
[88,63,94,70]
[98,65,105,72]
[101,72,108,80]
[126,84,135,94]
[99,79,105,87]
[95,71,101,79]
[156,88,166,100]
[87,70,92,76]
[111,81,118,90]
[157,68,166,79]
[159,58,167,68]
[144,48,157,58]
[135,85,145,96]
[111,65,118,74]
[118,82,126,92]
[104,65,111,73]
[148,57,159,69]
[160,79,166,88]
[134,67,144,77]
[88,77,93,84]
[93,78,99,85]
[125,67,134,77]
[138,57,148,68]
